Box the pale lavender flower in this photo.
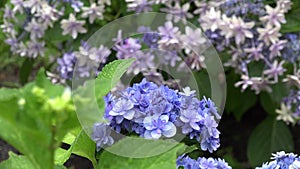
[0,20,16,36]
[220,15,255,44]
[25,18,45,40]
[184,53,206,71]
[235,75,254,92]
[264,60,286,82]
[127,51,155,75]
[35,4,62,28]
[23,0,45,14]
[277,0,292,13]
[27,40,45,58]
[61,14,87,39]
[81,3,104,24]
[143,114,176,139]
[11,0,25,13]
[260,5,286,27]
[4,5,15,19]
[157,21,181,50]
[161,2,193,23]
[64,0,84,12]
[244,43,264,61]
[5,38,19,52]
[199,7,222,31]
[181,26,206,54]
[92,123,114,151]
[114,38,141,59]
[126,0,153,13]
[16,42,28,57]
[269,40,287,59]
[257,24,281,45]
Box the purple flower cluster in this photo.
[256,151,300,169]
[92,79,221,152]
[197,0,294,94]
[176,154,232,169]
[57,41,111,80]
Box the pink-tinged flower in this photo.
[81,3,104,24]
[199,7,221,31]
[264,60,286,82]
[277,0,292,13]
[25,18,46,40]
[244,43,264,61]
[61,14,87,39]
[269,40,287,59]
[257,24,281,45]
[220,15,255,44]
[260,5,286,27]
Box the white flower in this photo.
[260,5,286,27]
[199,7,221,31]
[25,18,46,40]
[61,14,87,39]
[220,15,255,44]
[81,3,104,24]
[276,103,295,124]
[179,87,196,97]
[257,24,281,45]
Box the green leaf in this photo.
[19,58,34,85]
[281,1,300,33]
[259,92,279,115]
[97,137,184,169]
[95,58,135,97]
[225,71,257,120]
[247,116,294,167]
[44,22,70,42]
[55,129,97,167]
[0,152,35,169]
[73,59,135,131]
